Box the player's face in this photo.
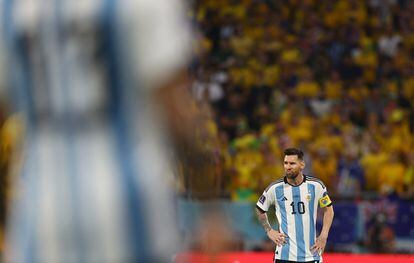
[284,155,304,179]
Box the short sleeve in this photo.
[256,188,275,212]
[123,0,192,89]
[316,183,332,208]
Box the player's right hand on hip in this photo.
[267,229,288,246]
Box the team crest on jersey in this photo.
[306,193,311,201]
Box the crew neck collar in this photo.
[284,174,306,187]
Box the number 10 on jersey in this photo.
[290,201,305,214]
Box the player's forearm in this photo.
[255,207,272,233]
[153,70,198,141]
[320,205,334,237]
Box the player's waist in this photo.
[274,259,321,263]
[27,111,110,131]
[275,251,321,263]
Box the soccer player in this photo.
[256,148,334,263]
[0,0,195,261]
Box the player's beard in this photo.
[286,170,300,180]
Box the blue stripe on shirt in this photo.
[276,185,289,260]
[54,0,86,260]
[3,1,37,262]
[307,183,319,261]
[292,186,306,261]
[3,0,36,126]
[102,0,151,261]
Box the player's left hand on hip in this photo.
[310,234,327,255]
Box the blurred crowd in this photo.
[0,1,411,206]
[183,0,414,201]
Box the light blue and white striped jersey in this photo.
[0,0,191,262]
[257,175,333,262]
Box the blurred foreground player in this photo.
[0,0,194,261]
[256,148,334,263]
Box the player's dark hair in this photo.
[284,148,304,160]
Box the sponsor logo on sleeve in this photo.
[259,195,266,204]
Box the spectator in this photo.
[336,147,365,198]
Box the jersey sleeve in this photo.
[256,187,275,212]
[316,183,332,208]
[125,0,192,89]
